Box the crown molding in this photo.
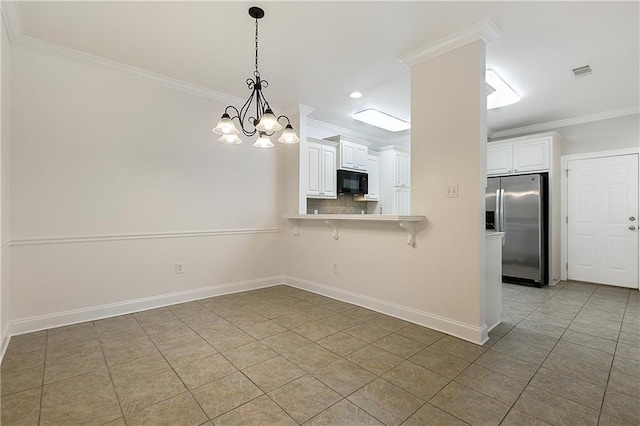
[490,106,640,139]
[1,3,245,106]
[18,35,245,105]
[307,118,388,146]
[399,18,501,66]
[1,1,23,46]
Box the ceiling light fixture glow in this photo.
[350,91,363,99]
[486,69,520,110]
[352,109,411,132]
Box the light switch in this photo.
[446,185,459,198]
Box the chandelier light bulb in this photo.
[212,114,240,135]
[255,108,283,132]
[218,134,242,144]
[253,133,275,149]
[278,125,300,144]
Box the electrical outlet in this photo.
[445,185,459,198]
[332,262,338,273]
[175,263,184,274]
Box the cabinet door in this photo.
[394,153,403,186]
[365,155,379,200]
[402,188,411,214]
[321,146,337,197]
[513,139,550,173]
[402,153,411,187]
[394,152,410,187]
[341,141,357,170]
[355,145,368,171]
[487,145,513,175]
[307,143,321,196]
[393,187,411,214]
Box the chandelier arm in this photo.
[237,87,258,137]
[277,115,292,126]
[224,105,241,121]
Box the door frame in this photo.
[560,147,640,285]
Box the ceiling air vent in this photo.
[571,65,593,78]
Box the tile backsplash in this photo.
[307,195,374,214]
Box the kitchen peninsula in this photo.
[284,214,425,246]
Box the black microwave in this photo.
[337,169,368,195]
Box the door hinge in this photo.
[566,216,568,224]
[566,263,568,271]
[565,169,570,177]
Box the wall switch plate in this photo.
[446,185,459,198]
[332,262,338,273]
[175,263,184,274]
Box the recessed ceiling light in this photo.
[352,109,411,132]
[486,69,520,110]
[350,91,363,99]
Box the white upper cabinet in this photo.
[393,151,411,187]
[307,139,337,199]
[487,137,550,176]
[365,153,380,201]
[486,145,513,175]
[513,139,550,173]
[378,147,411,214]
[339,139,368,172]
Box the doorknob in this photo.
[630,225,637,231]
[630,216,636,221]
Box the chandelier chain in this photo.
[254,18,259,77]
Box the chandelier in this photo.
[212,7,300,149]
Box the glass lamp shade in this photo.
[213,114,240,135]
[277,125,300,144]
[218,134,242,144]
[255,108,283,132]
[253,133,275,149]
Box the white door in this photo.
[567,154,639,288]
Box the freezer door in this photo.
[485,177,501,230]
[501,174,543,284]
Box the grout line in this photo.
[36,331,48,425]
[94,324,128,425]
[6,281,635,425]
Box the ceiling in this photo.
[13,1,640,143]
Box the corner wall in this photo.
[282,40,489,343]
[1,13,12,355]
[8,48,284,334]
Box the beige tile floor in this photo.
[1,281,638,425]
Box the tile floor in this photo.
[1,281,638,425]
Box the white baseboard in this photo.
[8,275,285,337]
[284,275,487,345]
[0,323,10,363]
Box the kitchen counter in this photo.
[284,214,426,246]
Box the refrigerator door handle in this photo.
[495,189,501,232]
[499,189,506,234]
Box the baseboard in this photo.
[0,323,10,363]
[8,275,285,337]
[284,275,487,345]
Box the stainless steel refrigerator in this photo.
[486,174,548,287]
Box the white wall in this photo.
[8,48,284,332]
[1,15,12,354]
[283,40,489,344]
[558,114,639,155]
